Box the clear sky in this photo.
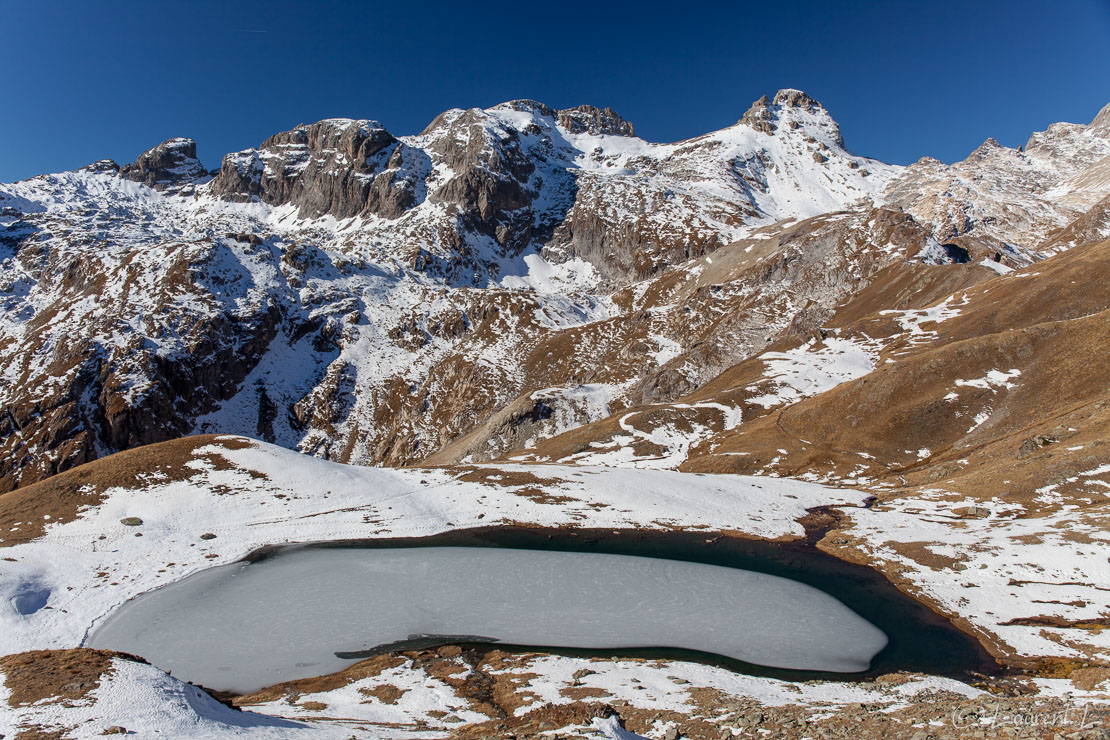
[2,0,1108,181]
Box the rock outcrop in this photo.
[739,89,845,147]
[120,138,210,193]
[209,119,403,219]
[556,104,636,136]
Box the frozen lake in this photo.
[88,546,888,692]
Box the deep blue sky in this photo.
[2,0,1109,181]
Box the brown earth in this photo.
[6,646,1110,739]
[686,240,1110,492]
[0,648,137,708]
[0,434,250,547]
[232,648,1110,739]
[517,239,1110,501]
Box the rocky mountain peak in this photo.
[1090,102,1110,136]
[208,118,402,220]
[738,89,843,147]
[773,88,822,110]
[969,137,1007,159]
[555,105,635,137]
[493,99,557,118]
[81,159,120,174]
[120,137,209,193]
[739,95,775,133]
[260,118,394,161]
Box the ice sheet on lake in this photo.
[88,547,888,692]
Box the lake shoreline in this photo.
[223,516,1001,686]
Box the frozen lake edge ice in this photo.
[89,546,889,692]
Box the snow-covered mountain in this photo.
[1,90,1108,495]
[881,102,1110,258]
[0,89,887,489]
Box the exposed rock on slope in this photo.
[2,92,1109,493]
[0,90,897,490]
[1041,191,1110,251]
[427,207,946,464]
[556,104,636,136]
[120,137,211,194]
[880,104,1110,254]
[209,118,401,218]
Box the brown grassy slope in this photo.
[509,260,1000,466]
[0,648,140,707]
[423,208,940,465]
[688,313,1109,491]
[0,434,249,546]
[513,240,1110,503]
[681,240,1110,492]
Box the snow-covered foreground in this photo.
[1,437,866,658]
[0,656,307,739]
[4,436,1110,738]
[239,653,986,738]
[0,650,990,740]
[842,493,1110,661]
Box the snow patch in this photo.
[747,337,877,409]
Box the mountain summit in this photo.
[120,137,211,193]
